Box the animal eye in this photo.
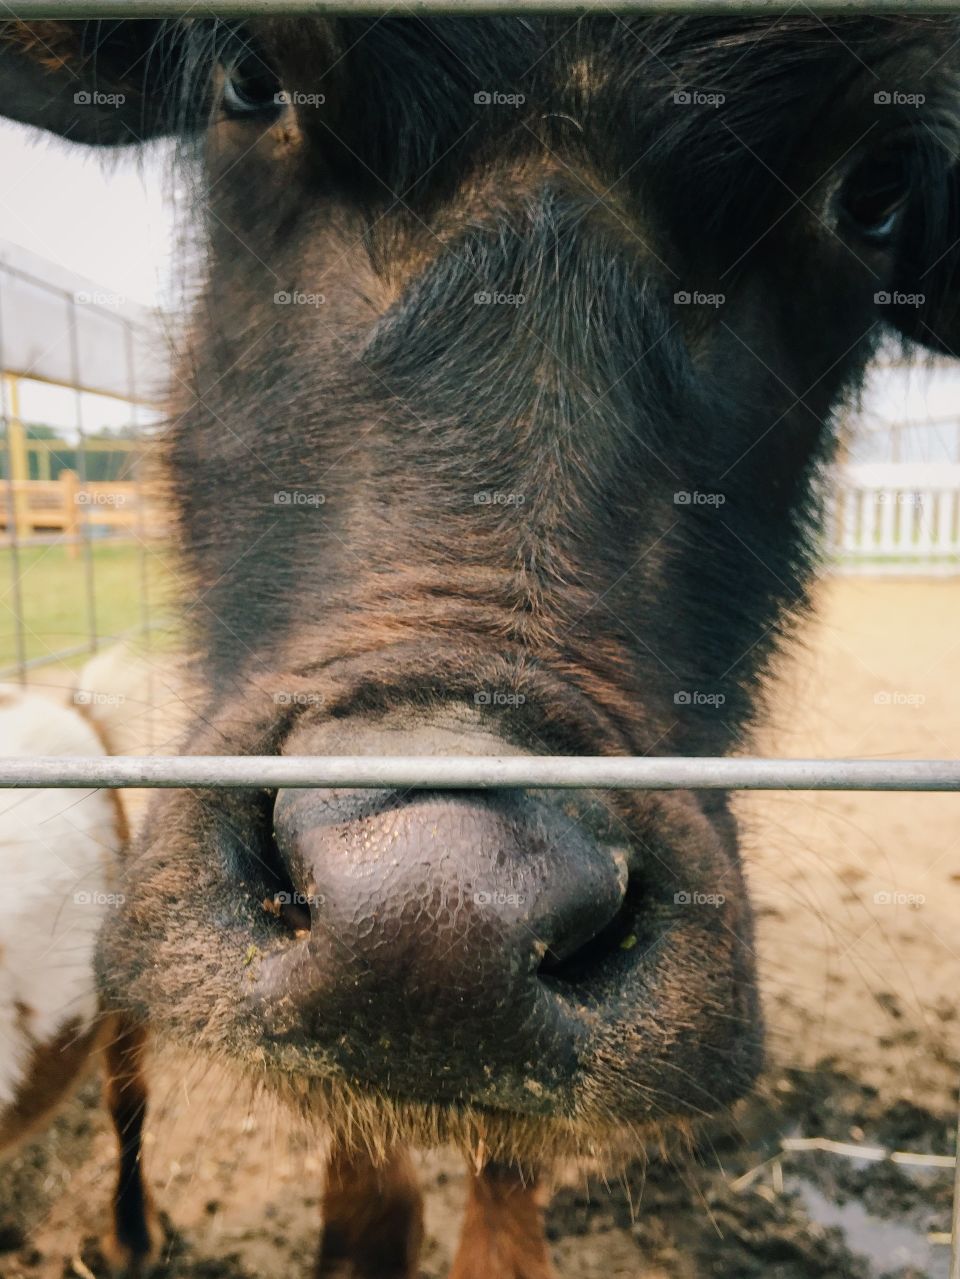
[839,148,914,244]
[222,53,282,119]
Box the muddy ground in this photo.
[1,576,958,1278]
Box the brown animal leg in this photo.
[448,1163,555,1279]
[316,1143,424,1279]
[99,1016,162,1277]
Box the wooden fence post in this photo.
[60,468,80,559]
[3,373,30,540]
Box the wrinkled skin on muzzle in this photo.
[101,707,760,1159]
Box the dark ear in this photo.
[0,19,203,145]
[886,164,960,357]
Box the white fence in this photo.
[829,463,960,575]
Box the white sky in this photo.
[0,120,176,433]
[0,117,957,460]
[0,119,174,308]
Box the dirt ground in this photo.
[1,576,958,1279]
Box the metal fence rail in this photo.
[9,1,960,13]
[2,755,959,790]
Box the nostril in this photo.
[262,892,311,936]
[538,899,635,981]
[538,854,640,984]
[262,785,637,1004]
[256,814,313,937]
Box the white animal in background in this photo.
[0,683,159,1274]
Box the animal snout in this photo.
[100,714,761,1136]
[250,786,632,1109]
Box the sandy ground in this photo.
[1,575,958,1279]
[749,575,960,1114]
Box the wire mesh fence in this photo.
[0,242,168,681]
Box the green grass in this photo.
[0,541,178,672]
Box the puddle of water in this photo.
[789,1175,950,1278]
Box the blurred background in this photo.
[0,121,177,681]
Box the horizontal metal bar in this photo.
[7,1,960,15]
[0,259,153,331]
[1,756,959,790]
[0,615,173,681]
[0,641,94,678]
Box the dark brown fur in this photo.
[318,1144,423,1279]
[449,1165,554,1279]
[100,1019,162,1275]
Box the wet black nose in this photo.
[250,787,630,1109]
